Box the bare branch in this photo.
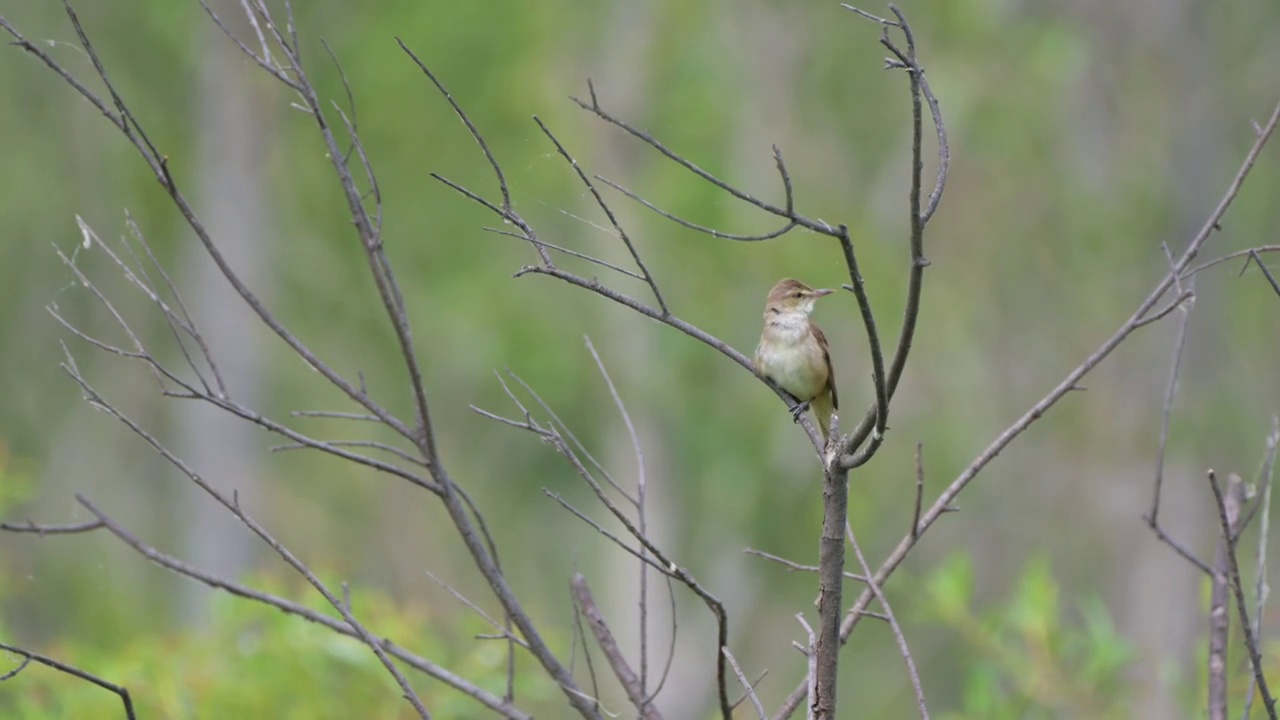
[595,174,797,242]
[582,335,653,695]
[1209,474,1244,720]
[1179,245,1280,280]
[572,574,664,720]
[1,518,104,535]
[911,441,925,538]
[1133,289,1195,329]
[425,571,530,650]
[837,224,888,443]
[838,3,948,470]
[57,355,431,719]
[723,647,767,720]
[1244,418,1280,718]
[72,502,527,718]
[199,0,300,90]
[292,410,383,423]
[1148,257,1194,527]
[847,523,928,719]
[535,117,668,315]
[1145,520,1213,576]
[1246,249,1280,299]
[483,227,645,280]
[543,491,676,578]
[397,39,512,216]
[0,641,136,720]
[743,548,867,582]
[1208,470,1277,719]
[270,438,429,469]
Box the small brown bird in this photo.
[754,278,838,439]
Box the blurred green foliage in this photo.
[0,574,555,719]
[922,553,1134,719]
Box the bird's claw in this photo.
[789,400,811,423]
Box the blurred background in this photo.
[2,0,1279,717]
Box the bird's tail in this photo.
[811,391,835,441]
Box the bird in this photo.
[754,278,839,440]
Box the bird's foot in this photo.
[789,400,811,423]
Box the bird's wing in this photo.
[810,321,837,410]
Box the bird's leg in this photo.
[789,399,811,423]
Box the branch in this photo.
[582,336,655,697]
[1,519,104,535]
[1179,245,1280,280]
[1148,252,1194,527]
[723,647,767,720]
[1208,470,1277,719]
[0,641,136,720]
[837,2,950,470]
[1245,249,1280,299]
[1244,418,1280,719]
[571,574,664,720]
[847,523,928,719]
[811,6,947,717]
[480,366,734,718]
[534,117,668,315]
[1208,473,1243,720]
[70,503,528,718]
[55,348,431,718]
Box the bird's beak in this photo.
[812,288,835,297]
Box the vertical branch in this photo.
[813,6,942,718]
[838,3,948,469]
[813,462,848,720]
[1208,473,1243,720]
[582,336,651,696]
[1208,470,1277,719]
[1244,419,1280,719]
[796,614,817,720]
[1148,250,1194,527]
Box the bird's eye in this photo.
[791,291,803,298]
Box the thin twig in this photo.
[0,641,136,720]
[723,647,767,720]
[1148,256,1194,526]
[425,571,530,650]
[0,519,104,535]
[484,227,645,280]
[596,175,797,242]
[743,548,868,582]
[911,442,925,538]
[796,614,817,720]
[535,117,668,315]
[847,523,929,719]
[1180,245,1280,280]
[582,335,652,696]
[1246,249,1280,299]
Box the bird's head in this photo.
[764,278,834,317]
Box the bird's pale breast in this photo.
[755,321,827,401]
